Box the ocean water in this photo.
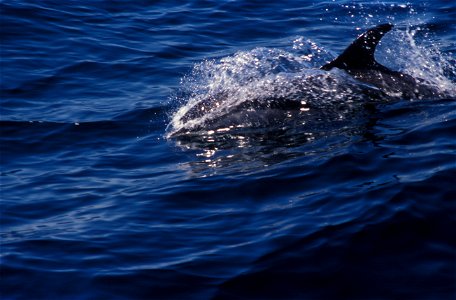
[1,0,455,299]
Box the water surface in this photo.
[1,1,455,299]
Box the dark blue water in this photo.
[1,1,455,299]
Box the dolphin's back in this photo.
[321,23,441,99]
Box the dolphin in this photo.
[170,23,443,134]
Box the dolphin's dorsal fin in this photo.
[321,23,393,72]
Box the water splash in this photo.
[168,44,367,136]
[377,26,456,94]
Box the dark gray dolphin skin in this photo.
[321,23,439,99]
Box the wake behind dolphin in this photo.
[167,24,455,137]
